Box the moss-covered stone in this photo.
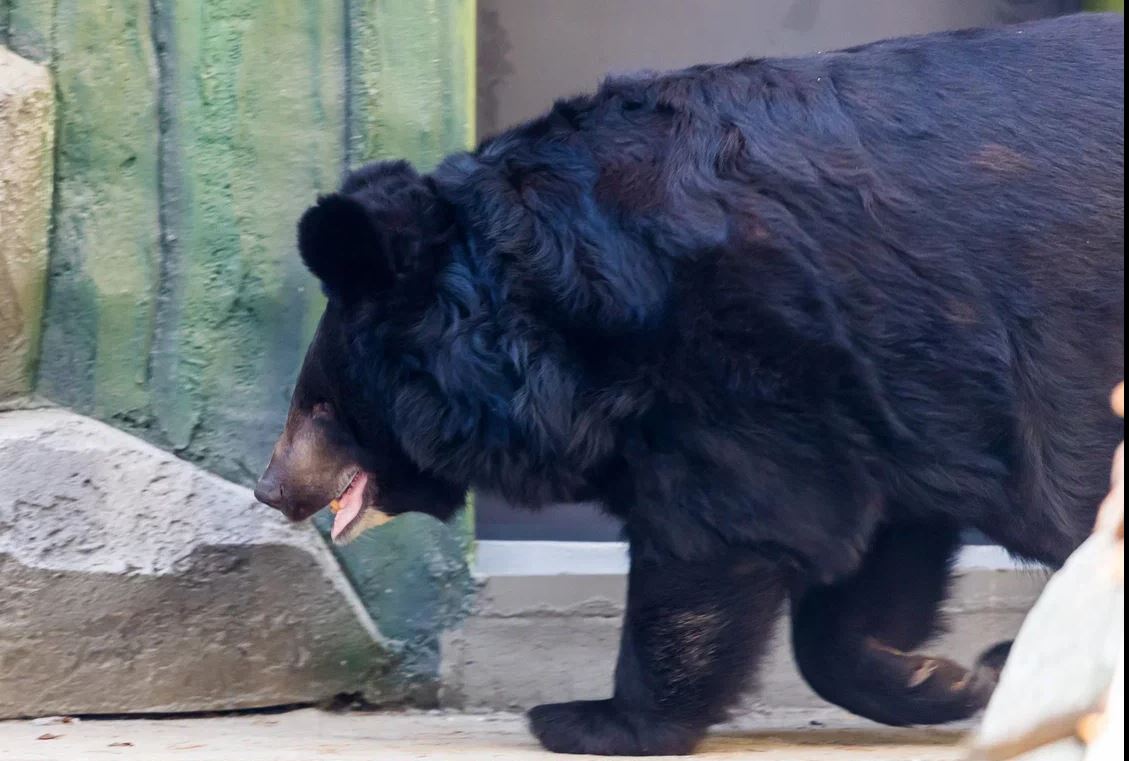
[147,0,345,479]
[347,0,475,168]
[4,0,52,63]
[34,0,160,420]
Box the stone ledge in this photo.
[0,408,397,717]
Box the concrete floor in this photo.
[0,708,969,761]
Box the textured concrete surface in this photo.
[0,708,969,761]
[0,46,53,400]
[0,408,397,717]
[441,565,1047,712]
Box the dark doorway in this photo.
[475,493,623,541]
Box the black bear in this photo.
[255,13,1125,756]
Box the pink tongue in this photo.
[331,472,368,541]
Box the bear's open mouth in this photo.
[327,470,392,543]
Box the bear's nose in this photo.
[253,475,284,509]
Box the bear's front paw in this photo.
[527,699,700,756]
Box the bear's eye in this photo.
[311,402,334,419]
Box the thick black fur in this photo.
[285,14,1124,755]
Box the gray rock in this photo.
[0,408,396,717]
[0,47,54,401]
[972,532,1123,761]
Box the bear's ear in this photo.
[298,165,454,304]
[297,193,393,301]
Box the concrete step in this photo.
[441,541,1047,714]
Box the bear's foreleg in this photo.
[528,549,785,755]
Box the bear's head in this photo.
[254,161,468,543]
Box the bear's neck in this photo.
[384,236,609,508]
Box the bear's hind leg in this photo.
[791,522,1008,726]
[528,550,786,755]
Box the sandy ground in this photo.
[0,708,968,761]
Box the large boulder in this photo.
[0,46,54,401]
[0,407,396,717]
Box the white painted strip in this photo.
[956,543,1032,571]
[474,541,629,576]
[473,540,1029,577]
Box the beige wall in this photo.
[478,0,1079,138]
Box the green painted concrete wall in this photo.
[8,0,476,701]
[335,3,478,697]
